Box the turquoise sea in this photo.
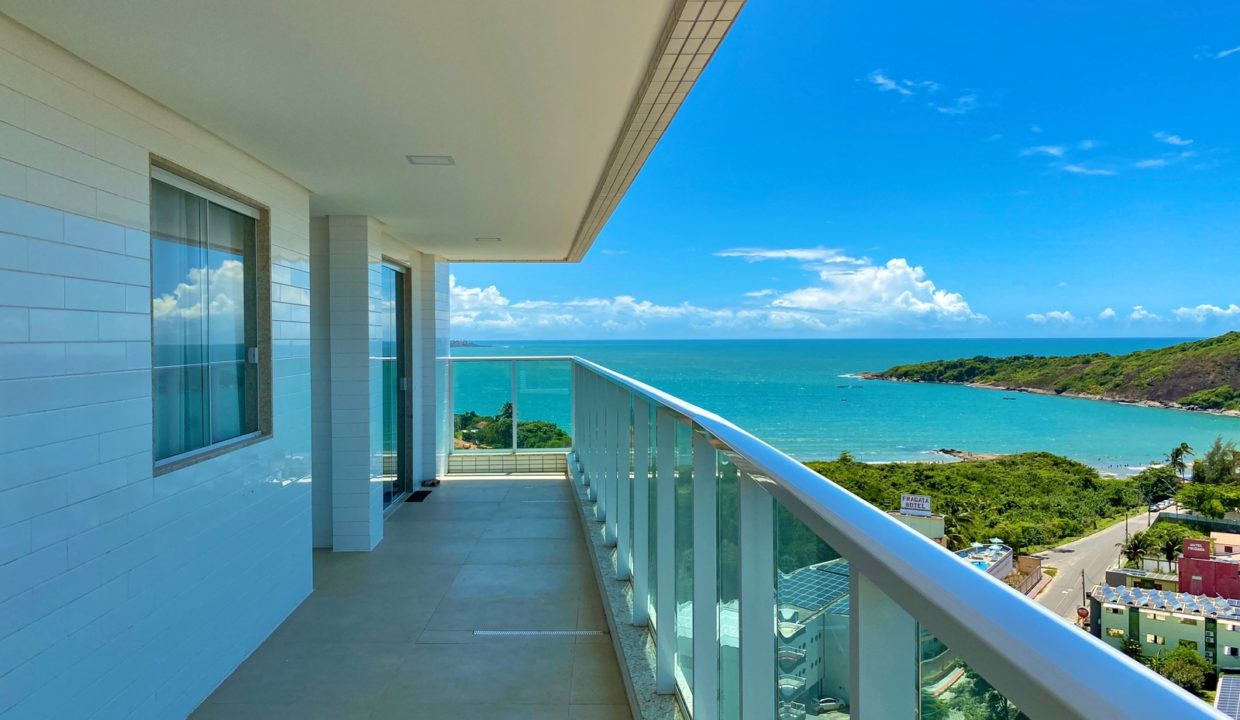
[451,338,1240,473]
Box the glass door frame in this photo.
[381,259,412,513]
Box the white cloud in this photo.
[599,249,628,256]
[868,71,912,95]
[769,258,983,323]
[1099,307,1117,320]
[867,71,939,96]
[1057,281,1069,288]
[1078,140,1097,150]
[1173,303,1240,321]
[449,275,829,336]
[932,94,979,116]
[153,260,245,327]
[715,247,867,265]
[1026,310,1075,324]
[1030,124,1043,134]
[1020,145,1065,158]
[1134,151,1195,170]
[452,252,987,337]
[1154,131,1193,146]
[1220,46,1240,59]
[1063,164,1116,176]
[1130,305,1160,321]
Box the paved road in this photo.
[1033,509,1162,619]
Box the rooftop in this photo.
[1093,584,1240,619]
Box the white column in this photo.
[318,215,384,552]
[655,408,677,694]
[692,427,718,719]
[631,396,650,624]
[739,470,776,718]
[851,568,918,719]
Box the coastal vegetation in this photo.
[865,332,1240,412]
[805,452,1136,553]
[1174,436,1240,518]
[454,403,571,449]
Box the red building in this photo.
[1179,538,1240,598]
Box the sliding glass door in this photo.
[378,263,409,508]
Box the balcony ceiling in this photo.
[0,0,740,261]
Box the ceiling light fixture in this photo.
[406,155,455,166]
[474,237,501,242]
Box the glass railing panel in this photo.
[675,418,695,705]
[718,451,741,720]
[918,625,1028,720]
[776,504,851,719]
[647,401,659,630]
[515,359,572,450]
[452,359,513,451]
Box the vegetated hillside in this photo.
[866,332,1240,412]
[806,452,1132,552]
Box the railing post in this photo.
[692,427,718,719]
[446,359,454,458]
[615,387,632,578]
[739,470,775,719]
[597,375,612,528]
[631,395,650,623]
[655,408,676,694]
[571,363,581,476]
[511,359,518,451]
[586,372,598,501]
[604,385,622,550]
[850,568,918,719]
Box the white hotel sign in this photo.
[900,494,932,517]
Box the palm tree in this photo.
[942,500,975,551]
[1121,531,1152,568]
[1160,534,1182,572]
[1168,442,1194,482]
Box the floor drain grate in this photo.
[472,630,607,637]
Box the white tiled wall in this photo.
[0,14,312,719]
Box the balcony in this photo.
[442,356,1221,719]
[196,355,1219,719]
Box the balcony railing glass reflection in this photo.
[443,356,1218,720]
[449,358,573,453]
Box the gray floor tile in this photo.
[570,639,629,705]
[466,537,587,566]
[446,563,586,600]
[193,476,631,720]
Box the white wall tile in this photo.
[0,269,62,308]
[0,12,350,720]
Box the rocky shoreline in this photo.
[856,373,1240,419]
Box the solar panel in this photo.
[1216,675,1240,719]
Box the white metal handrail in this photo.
[448,355,1220,719]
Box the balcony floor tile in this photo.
[190,475,631,720]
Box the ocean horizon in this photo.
[451,337,1240,474]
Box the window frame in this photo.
[149,156,272,475]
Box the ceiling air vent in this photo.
[406,155,455,165]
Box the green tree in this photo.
[1121,531,1151,567]
[1120,636,1144,662]
[1167,442,1194,482]
[942,500,976,551]
[1159,534,1182,572]
[1196,436,1239,484]
[1178,483,1231,519]
[1152,645,1214,696]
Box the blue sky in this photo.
[451,1,1240,340]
